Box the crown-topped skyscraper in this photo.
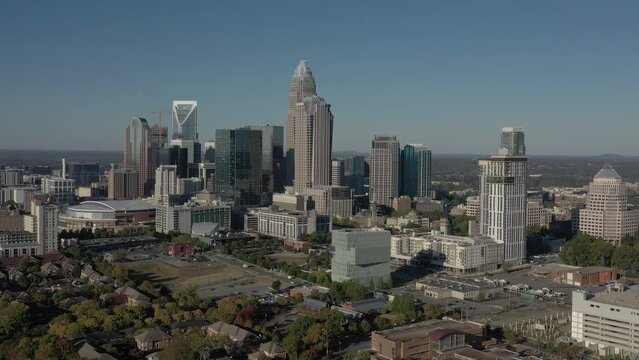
[286,60,318,186]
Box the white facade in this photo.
[24,200,59,254]
[527,200,549,228]
[572,288,639,358]
[465,196,480,218]
[256,209,312,240]
[172,100,198,141]
[331,229,391,286]
[578,165,639,246]
[154,165,178,204]
[369,136,400,207]
[155,202,230,234]
[479,156,527,264]
[391,233,504,273]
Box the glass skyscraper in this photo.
[215,128,263,206]
[401,144,432,198]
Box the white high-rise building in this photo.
[369,136,400,207]
[577,165,639,246]
[479,127,527,264]
[293,96,333,192]
[172,101,198,141]
[24,200,59,254]
[154,165,178,204]
[124,117,153,196]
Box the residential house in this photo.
[77,342,118,360]
[116,287,151,307]
[248,341,286,360]
[206,321,257,345]
[40,262,62,277]
[134,328,173,351]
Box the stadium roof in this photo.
[68,200,155,213]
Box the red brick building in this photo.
[283,239,311,251]
[168,244,195,257]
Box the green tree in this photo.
[422,303,445,320]
[387,294,417,323]
[271,280,282,291]
[0,302,30,336]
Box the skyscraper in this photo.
[107,165,138,200]
[154,165,178,204]
[500,127,526,156]
[369,136,400,207]
[479,127,527,264]
[244,125,285,193]
[215,128,263,206]
[124,117,153,196]
[172,101,198,141]
[293,96,334,192]
[343,156,367,195]
[286,60,317,186]
[401,144,432,198]
[577,165,639,246]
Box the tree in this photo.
[387,294,417,323]
[0,302,30,336]
[422,303,445,320]
[504,328,521,345]
[271,280,282,291]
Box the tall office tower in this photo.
[24,200,59,254]
[124,117,153,197]
[369,136,400,207]
[62,160,100,187]
[151,124,169,149]
[215,128,263,206]
[203,141,216,163]
[293,96,334,192]
[500,127,526,156]
[172,101,198,141]
[577,165,639,246]
[479,128,527,264]
[331,160,344,186]
[343,156,367,195]
[107,165,138,200]
[198,163,215,193]
[401,144,432,198]
[244,125,285,193]
[154,165,178,204]
[286,60,317,186]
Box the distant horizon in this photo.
[2,148,639,159]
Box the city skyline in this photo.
[2,1,639,155]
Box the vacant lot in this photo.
[123,260,246,289]
[267,252,307,266]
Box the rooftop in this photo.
[594,164,622,181]
[586,286,639,309]
[68,200,155,212]
[374,319,482,342]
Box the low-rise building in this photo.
[167,243,195,257]
[529,263,619,287]
[155,201,230,234]
[371,319,485,360]
[255,207,330,240]
[61,200,155,231]
[0,230,39,258]
[416,276,503,301]
[391,233,504,273]
[206,321,257,345]
[572,286,639,358]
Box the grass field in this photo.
[123,261,246,289]
[267,252,307,266]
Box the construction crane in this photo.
[151,109,166,127]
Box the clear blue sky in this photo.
[1,1,638,155]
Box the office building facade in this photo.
[369,136,400,207]
[108,165,138,200]
[401,144,432,198]
[479,128,527,264]
[286,60,317,186]
[244,125,285,193]
[577,165,639,246]
[293,96,333,192]
[500,127,526,156]
[215,128,263,206]
[302,185,353,218]
[62,160,100,187]
[124,117,153,197]
[24,200,59,254]
[42,176,75,204]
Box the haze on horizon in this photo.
[1,1,638,156]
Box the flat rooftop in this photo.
[374,319,481,342]
[418,276,501,292]
[588,286,639,309]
